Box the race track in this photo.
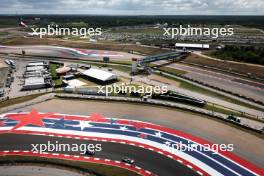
[0,134,198,176]
[0,110,263,176]
[0,45,140,61]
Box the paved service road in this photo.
[0,134,199,176]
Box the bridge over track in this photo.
[136,51,189,72]
[138,51,189,65]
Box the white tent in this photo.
[82,68,117,82]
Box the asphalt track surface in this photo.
[1,110,263,176]
[0,133,199,176]
[162,62,264,104]
[0,45,141,61]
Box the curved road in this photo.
[12,99,264,167]
[0,45,141,61]
[0,134,198,176]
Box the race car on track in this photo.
[122,157,135,164]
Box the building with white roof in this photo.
[23,77,46,90]
[81,68,117,83]
[26,65,45,72]
[175,43,210,49]
[27,62,47,67]
[56,66,71,75]
[64,79,87,88]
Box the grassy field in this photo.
[0,31,8,36]
[0,93,47,109]
[49,63,63,87]
[81,61,132,73]
[110,28,163,34]
[205,45,264,65]
[205,103,241,117]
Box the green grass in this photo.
[0,31,8,36]
[204,103,239,116]
[82,61,132,73]
[110,28,163,34]
[205,45,264,65]
[53,78,63,86]
[110,60,132,65]
[49,63,63,86]
[110,65,131,73]
[0,93,47,109]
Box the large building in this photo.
[27,62,48,67]
[22,61,52,90]
[81,68,118,84]
[23,77,46,90]
[26,65,45,72]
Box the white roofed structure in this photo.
[26,66,45,72]
[23,77,46,90]
[25,77,45,85]
[27,62,46,67]
[56,67,71,74]
[175,43,210,49]
[81,68,117,82]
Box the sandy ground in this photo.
[13,98,264,168]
